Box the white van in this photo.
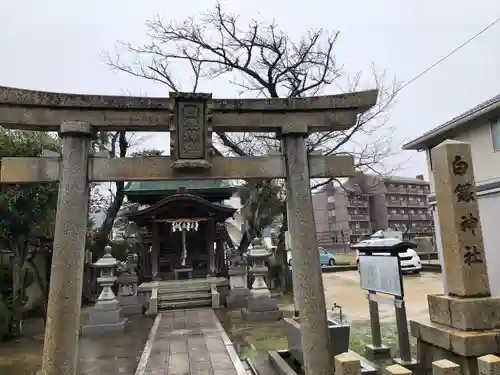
[355,238,422,274]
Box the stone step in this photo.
[158,298,212,310]
[158,292,212,301]
[157,279,213,287]
[158,284,211,294]
[158,286,211,295]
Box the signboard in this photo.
[359,255,403,297]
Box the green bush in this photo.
[0,264,12,299]
[0,265,12,340]
[0,297,11,341]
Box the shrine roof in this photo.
[125,193,237,223]
[124,180,233,194]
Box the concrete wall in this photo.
[368,179,389,230]
[426,121,500,193]
[332,190,350,231]
[312,190,330,233]
[478,191,500,297]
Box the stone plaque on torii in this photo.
[0,86,378,375]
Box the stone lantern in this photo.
[95,245,119,295]
[81,245,127,336]
[241,238,282,321]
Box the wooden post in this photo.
[41,121,92,375]
[207,220,216,277]
[284,134,333,375]
[151,223,160,279]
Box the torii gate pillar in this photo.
[284,134,333,375]
[42,121,92,375]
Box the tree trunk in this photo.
[93,183,125,254]
[93,131,128,255]
[277,209,289,294]
[11,252,24,336]
[26,256,47,323]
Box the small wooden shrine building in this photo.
[124,180,237,282]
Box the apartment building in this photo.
[313,173,433,247]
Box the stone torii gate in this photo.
[0,86,377,375]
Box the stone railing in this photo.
[334,352,500,375]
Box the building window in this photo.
[491,118,500,151]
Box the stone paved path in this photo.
[137,309,246,375]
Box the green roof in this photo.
[124,180,232,193]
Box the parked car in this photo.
[287,247,336,266]
[354,238,422,274]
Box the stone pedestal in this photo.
[284,317,350,366]
[226,266,250,309]
[81,246,127,336]
[241,239,282,321]
[82,299,127,336]
[115,251,142,316]
[411,141,499,375]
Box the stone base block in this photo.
[81,318,127,337]
[247,296,279,312]
[88,308,123,326]
[364,344,391,360]
[121,304,143,316]
[428,294,500,331]
[392,357,418,371]
[410,318,500,357]
[226,288,250,309]
[415,337,490,375]
[94,299,120,311]
[241,308,282,322]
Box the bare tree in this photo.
[105,2,403,289]
[89,131,161,255]
[105,2,401,180]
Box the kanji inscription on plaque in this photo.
[178,102,205,159]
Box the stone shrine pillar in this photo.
[410,140,500,375]
[227,267,249,309]
[226,247,249,308]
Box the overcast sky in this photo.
[1,0,499,180]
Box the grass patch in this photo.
[350,320,417,358]
[216,309,290,360]
[218,308,416,361]
[334,252,357,266]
